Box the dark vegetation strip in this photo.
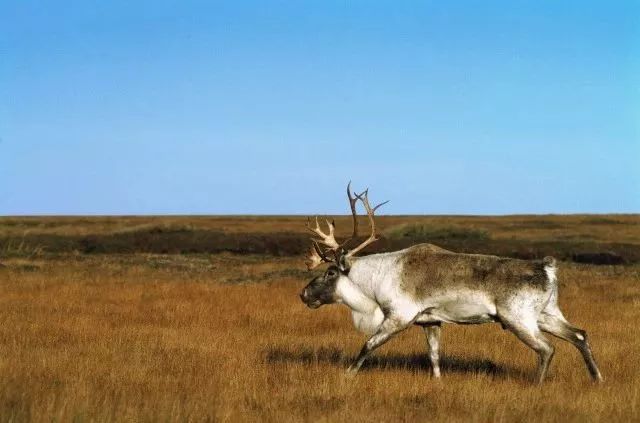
[1,227,638,265]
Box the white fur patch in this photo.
[418,290,497,324]
[351,308,385,335]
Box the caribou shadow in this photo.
[265,346,528,380]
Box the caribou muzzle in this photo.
[299,286,322,309]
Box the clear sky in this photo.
[2,1,639,215]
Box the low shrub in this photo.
[385,223,490,242]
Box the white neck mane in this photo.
[335,275,384,335]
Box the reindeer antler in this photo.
[345,188,388,258]
[305,241,332,270]
[334,181,360,251]
[305,217,339,270]
[304,183,388,270]
[306,217,340,249]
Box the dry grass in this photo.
[2,215,639,244]
[0,248,639,422]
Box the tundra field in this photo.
[0,215,639,422]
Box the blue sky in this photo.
[2,1,638,215]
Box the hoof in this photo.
[344,367,359,378]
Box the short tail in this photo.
[543,256,557,288]
[542,256,564,316]
[543,256,556,268]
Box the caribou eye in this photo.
[327,269,338,278]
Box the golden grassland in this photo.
[0,216,639,422]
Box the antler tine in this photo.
[346,181,359,238]
[305,241,332,270]
[306,216,339,249]
[313,240,330,259]
[345,188,388,258]
[356,188,389,213]
[336,181,360,251]
[373,200,390,212]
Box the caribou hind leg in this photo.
[498,311,555,384]
[538,312,603,382]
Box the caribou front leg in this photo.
[347,317,408,376]
[422,324,442,378]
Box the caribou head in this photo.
[299,183,387,309]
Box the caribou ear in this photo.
[338,254,350,274]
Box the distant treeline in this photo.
[1,225,638,265]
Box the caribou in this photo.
[299,184,602,384]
